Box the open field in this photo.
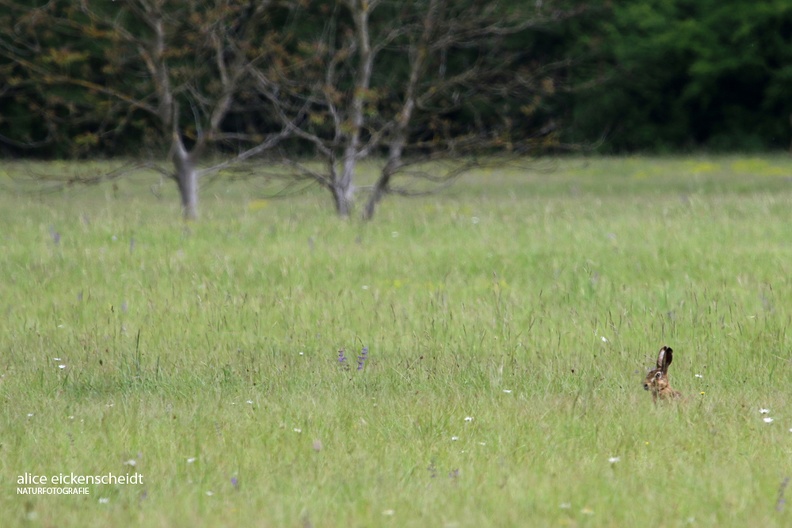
[2,155,792,527]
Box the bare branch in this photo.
[1,160,162,195]
[196,128,291,177]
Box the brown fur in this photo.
[643,346,682,402]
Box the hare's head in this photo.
[643,346,679,402]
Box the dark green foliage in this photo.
[565,0,792,152]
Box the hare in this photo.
[643,346,682,402]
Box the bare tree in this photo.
[252,0,577,219]
[248,0,383,217]
[0,0,287,219]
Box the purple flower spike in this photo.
[338,349,348,370]
[357,346,369,371]
[231,476,239,491]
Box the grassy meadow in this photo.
[2,155,792,527]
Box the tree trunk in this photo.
[363,146,400,221]
[176,165,199,221]
[327,0,372,218]
[362,182,384,220]
[331,175,355,217]
[172,138,199,221]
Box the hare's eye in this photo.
[654,372,662,379]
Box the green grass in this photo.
[2,155,792,527]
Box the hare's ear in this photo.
[658,346,673,373]
[656,347,666,369]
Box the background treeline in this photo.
[565,0,792,152]
[1,0,790,160]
